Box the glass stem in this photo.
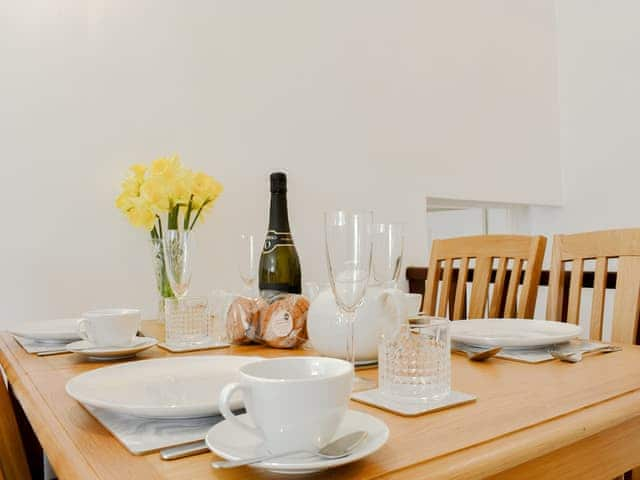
[342,309,357,368]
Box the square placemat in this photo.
[352,389,476,416]
[84,405,229,455]
[157,340,230,353]
[13,336,69,355]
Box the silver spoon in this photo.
[550,345,621,363]
[452,344,502,361]
[211,430,368,469]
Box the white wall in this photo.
[532,0,640,239]
[528,1,640,334]
[0,1,561,326]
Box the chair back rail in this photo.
[423,235,546,320]
[0,379,31,480]
[407,267,617,298]
[546,229,640,344]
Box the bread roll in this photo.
[258,295,309,349]
[225,296,259,344]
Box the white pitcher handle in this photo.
[77,318,89,341]
[218,383,262,439]
[380,289,409,337]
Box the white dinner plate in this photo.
[66,337,158,360]
[206,409,389,475]
[66,355,263,418]
[8,318,82,343]
[451,318,582,348]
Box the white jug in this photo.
[305,284,422,362]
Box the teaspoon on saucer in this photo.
[211,430,368,469]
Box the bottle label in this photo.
[262,230,294,254]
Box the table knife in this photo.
[160,440,208,460]
[37,349,71,356]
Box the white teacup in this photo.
[218,357,353,453]
[78,309,140,347]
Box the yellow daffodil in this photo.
[149,155,182,181]
[116,155,222,233]
[168,169,193,205]
[121,176,140,197]
[129,164,147,181]
[140,177,170,212]
[190,172,223,208]
[115,192,134,213]
[208,177,223,201]
[125,197,156,230]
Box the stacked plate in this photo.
[9,318,83,344]
[451,318,582,349]
[66,356,263,418]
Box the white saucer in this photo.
[205,409,389,475]
[67,337,158,360]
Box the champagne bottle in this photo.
[259,172,302,298]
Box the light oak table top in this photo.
[3,321,640,479]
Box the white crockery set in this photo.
[9,308,157,360]
[10,300,586,474]
[65,355,388,474]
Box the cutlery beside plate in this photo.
[452,344,502,361]
[549,344,622,363]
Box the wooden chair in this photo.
[0,378,30,479]
[546,228,640,344]
[423,234,547,319]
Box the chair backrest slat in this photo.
[611,256,640,343]
[488,257,509,317]
[504,259,523,318]
[437,259,454,318]
[469,257,493,318]
[424,235,546,320]
[589,257,607,340]
[452,257,470,320]
[566,258,584,325]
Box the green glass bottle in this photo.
[258,172,302,298]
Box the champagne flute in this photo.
[237,233,259,297]
[372,223,405,289]
[324,210,374,391]
[163,229,193,299]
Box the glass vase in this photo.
[151,237,174,322]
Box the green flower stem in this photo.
[189,198,211,230]
[160,269,173,298]
[168,204,179,230]
[183,195,194,230]
[156,215,164,238]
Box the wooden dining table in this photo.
[3,320,640,479]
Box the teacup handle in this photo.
[218,383,262,439]
[77,318,89,341]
